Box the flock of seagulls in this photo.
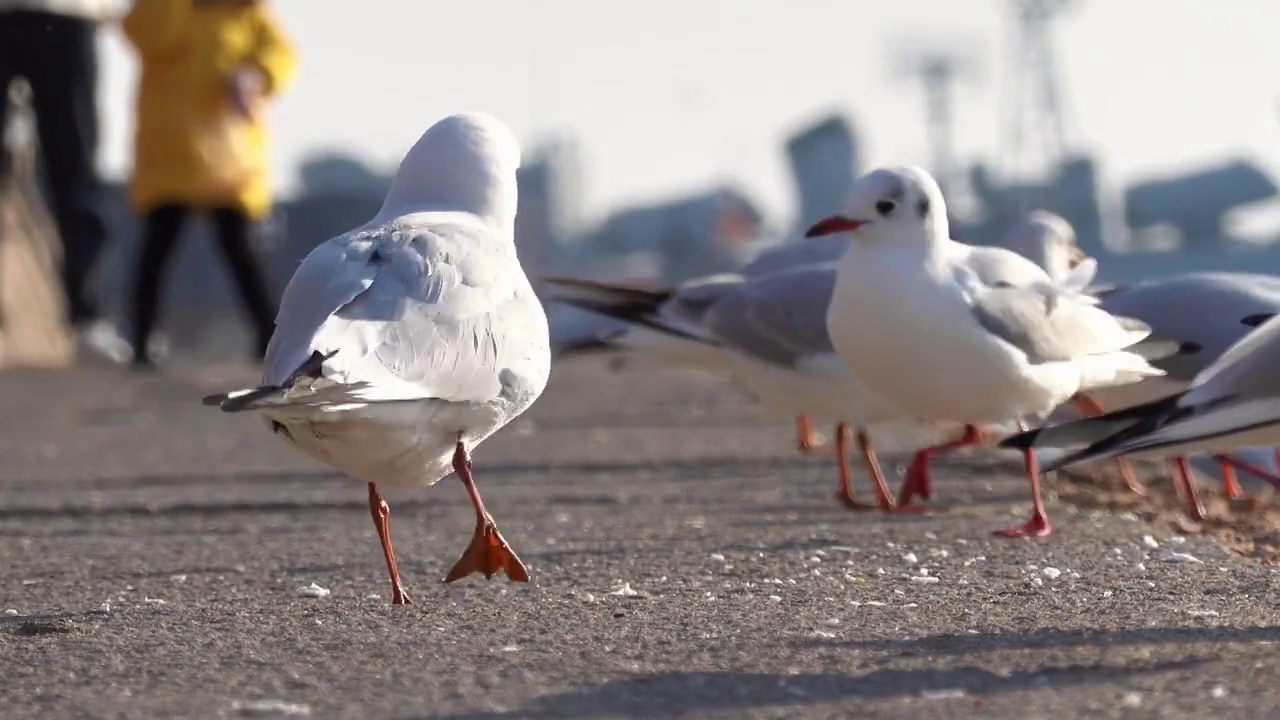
[201,111,1280,605]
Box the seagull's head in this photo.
[1005,210,1086,278]
[379,112,522,230]
[803,167,947,249]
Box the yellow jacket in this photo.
[122,0,297,219]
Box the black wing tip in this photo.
[201,393,228,407]
[998,427,1042,450]
[1242,312,1275,328]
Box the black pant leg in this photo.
[210,207,277,358]
[131,204,189,360]
[24,13,108,325]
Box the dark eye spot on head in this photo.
[917,196,930,219]
[875,200,896,217]
[1242,313,1274,328]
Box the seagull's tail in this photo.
[201,349,336,413]
[201,384,285,413]
[1073,349,1167,392]
[1129,335,1193,364]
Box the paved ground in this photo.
[2,360,1279,720]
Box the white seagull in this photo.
[202,113,551,604]
[807,166,1167,536]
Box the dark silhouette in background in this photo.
[0,0,118,359]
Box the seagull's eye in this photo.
[916,196,930,218]
[875,200,896,217]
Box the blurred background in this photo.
[5,0,1280,364]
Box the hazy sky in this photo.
[94,0,1280,226]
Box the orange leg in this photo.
[368,482,412,605]
[445,440,530,583]
[1169,456,1206,522]
[835,423,879,511]
[858,428,929,513]
[897,424,983,506]
[1213,454,1280,493]
[994,420,1052,537]
[1215,458,1243,500]
[796,415,821,453]
[1071,395,1146,496]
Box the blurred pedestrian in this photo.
[122,0,296,367]
[0,0,129,362]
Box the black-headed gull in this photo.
[546,267,908,511]
[999,210,1088,285]
[807,166,1168,537]
[202,113,551,604]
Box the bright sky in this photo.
[95,0,1280,226]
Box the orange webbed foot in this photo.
[445,518,530,583]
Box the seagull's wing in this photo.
[960,243,1052,288]
[1003,301,1280,466]
[256,216,544,408]
[1099,272,1280,381]
[962,276,1153,364]
[704,264,836,368]
[739,236,850,278]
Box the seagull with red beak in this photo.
[808,166,1169,537]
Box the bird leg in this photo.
[994,420,1052,537]
[1212,454,1280,493]
[1070,394,1145,496]
[444,440,530,583]
[834,423,877,511]
[1214,457,1243,500]
[860,427,929,513]
[834,423,912,512]
[795,415,822,453]
[368,482,412,605]
[897,424,984,506]
[1169,456,1206,522]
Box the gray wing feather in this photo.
[266,218,546,405]
[970,284,1150,364]
[1101,272,1280,380]
[704,265,836,367]
[263,235,379,386]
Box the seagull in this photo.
[693,262,946,512]
[1003,274,1280,511]
[201,113,551,604]
[546,266,915,511]
[999,210,1088,285]
[807,166,1168,537]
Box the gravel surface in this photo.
[1,360,1278,719]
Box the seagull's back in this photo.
[247,113,550,488]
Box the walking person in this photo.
[121,0,296,367]
[0,0,129,362]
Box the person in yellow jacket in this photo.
[121,0,296,367]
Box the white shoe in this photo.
[76,319,133,365]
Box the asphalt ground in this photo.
[2,360,1279,719]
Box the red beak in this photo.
[804,215,869,238]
